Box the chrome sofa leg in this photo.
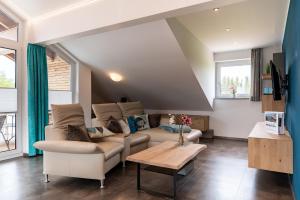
[100,179,104,189]
[122,161,126,168]
[44,174,49,183]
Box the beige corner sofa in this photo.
[92,102,202,158]
[34,104,127,188]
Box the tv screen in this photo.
[270,61,281,101]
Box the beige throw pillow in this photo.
[118,119,131,134]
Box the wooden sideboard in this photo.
[248,122,293,174]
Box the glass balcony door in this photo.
[0,47,20,160]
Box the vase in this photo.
[178,130,184,146]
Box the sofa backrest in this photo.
[117,101,144,118]
[92,103,123,126]
[51,103,86,135]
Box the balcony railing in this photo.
[0,113,16,152]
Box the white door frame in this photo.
[0,4,24,161]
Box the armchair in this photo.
[34,104,125,188]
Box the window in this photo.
[0,10,18,42]
[47,50,72,124]
[216,60,251,99]
[0,48,16,153]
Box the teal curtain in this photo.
[27,44,49,156]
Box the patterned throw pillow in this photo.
[67,125,92,142]
[134,114,150,131]
[106,116,123,133]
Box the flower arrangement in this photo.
[176,114,192,146]
[180,115,192,126]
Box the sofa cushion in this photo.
[92,103,123,126]
[117,101,144,118]
[130,133,150,146]
[139,128,178,142]
[67,125,92,142]
[51,104,85,133]
[96,141,124,160]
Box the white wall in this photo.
[21,22,30,154]
[262,43,282,68]
[214,49,251,62]
[78,63,92,127]
[147,99,263,139]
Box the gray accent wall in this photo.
[61,19,214,110]
[167,18,215,106]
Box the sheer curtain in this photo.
[250,48,263,101]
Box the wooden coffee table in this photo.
[126,141,207,199]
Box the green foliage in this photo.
[0,72,14,88]
[265,64,271,74]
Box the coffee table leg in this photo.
[137,163,141,190]
[173,172,177,199]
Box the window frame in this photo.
[0,4,23,161]
[215,59,251,100]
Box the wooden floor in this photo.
[0,139,294,200]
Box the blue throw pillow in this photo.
[127,116,138,133]
[159,124,191,133]
[159,124,175,133]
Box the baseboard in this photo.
[23,153,29,157]
[214,136,248,142]
[0,152,23,162]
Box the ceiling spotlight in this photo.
[109,73,123,82]
[225,28,231,32]
[213,8,220,12]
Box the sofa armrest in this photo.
[34,141,103,154]
[185,129,202,141]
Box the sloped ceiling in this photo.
[61,20,213,111]
[177,0,289,52]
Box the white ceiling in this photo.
[1,0,90,18]
[177,0,290,52]
[61,20,213,110]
